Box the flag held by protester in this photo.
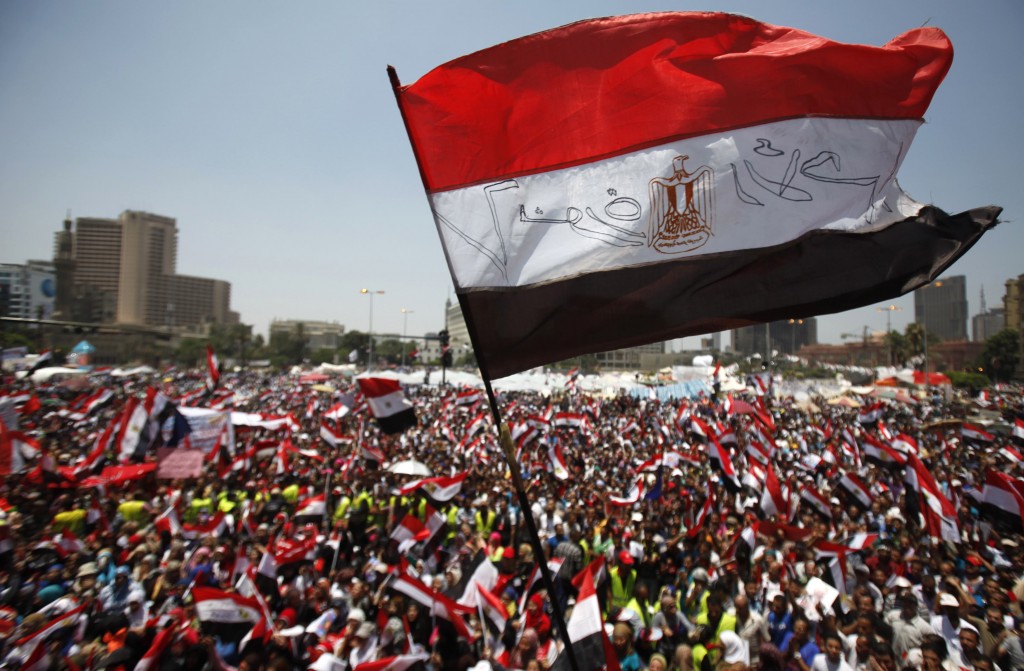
[357,377,417,434]
[390,12,999,379]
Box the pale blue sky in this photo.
[1,1,1020,350]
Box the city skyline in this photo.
[2,2,1021,355]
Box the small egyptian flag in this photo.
[356,377,417,435]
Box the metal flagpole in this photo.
[388,64,580,671]
[482,377,582,671]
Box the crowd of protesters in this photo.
[0,364,1022,671]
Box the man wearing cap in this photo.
[345,620,378,670]
[609,550,637,615]
[930,591,978,668]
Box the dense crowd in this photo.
[0,365,1022,671]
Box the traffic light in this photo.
[442,348,453,367]
[438,329,449,347]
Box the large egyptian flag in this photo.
[356,377,417,435]
[390,12,999,379]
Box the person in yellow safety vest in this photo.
[117,493,151,525]
[474,500,497,537]
[281,483,300,504]
[444,504,460,542]
[683,567,712,621]
[216,490,236,514]
[333,492,352,522]
[187,492,214,523]
[690,592,737,671]
[623,582,660,632]
[487,532,504,562]
[609,550,637,614]
[52,508,87,536]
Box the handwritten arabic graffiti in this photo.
[435,131,905,286]
[733,140,906,220]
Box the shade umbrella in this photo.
[387,460,433,477]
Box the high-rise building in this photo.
[116,211,177,326]
[915,275,967,341]
[53,210,235,329]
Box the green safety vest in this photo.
[609,566,636,611]
[475,510,496,535]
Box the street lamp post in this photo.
[876,304,902,366]
[401,308,414,368]
[360,288,385,371]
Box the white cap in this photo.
[938,593,960,608]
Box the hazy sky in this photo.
[1,1,1020,352]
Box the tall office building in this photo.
[53,210,235,329]
[914,275,967,341]
[117,211,177,326]
[731,318,817,356]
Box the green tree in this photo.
[172,337,207,366]
[269,322,307,366]
[883,330,909,366]
[978,329,1020,382]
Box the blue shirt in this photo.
[778,633,819,663]
[767,610,794,647]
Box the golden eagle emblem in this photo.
[648,155,714,254]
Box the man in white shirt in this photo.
[810,633,854,671]
[731,594,767,667]
[885,593,933,661]
[930,592,978,668]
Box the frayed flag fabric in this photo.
[391,12,999,379]
[357,377,417,435]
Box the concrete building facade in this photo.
[53,210,235,330]
[269,319,345,350]
[0,261,56,321]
